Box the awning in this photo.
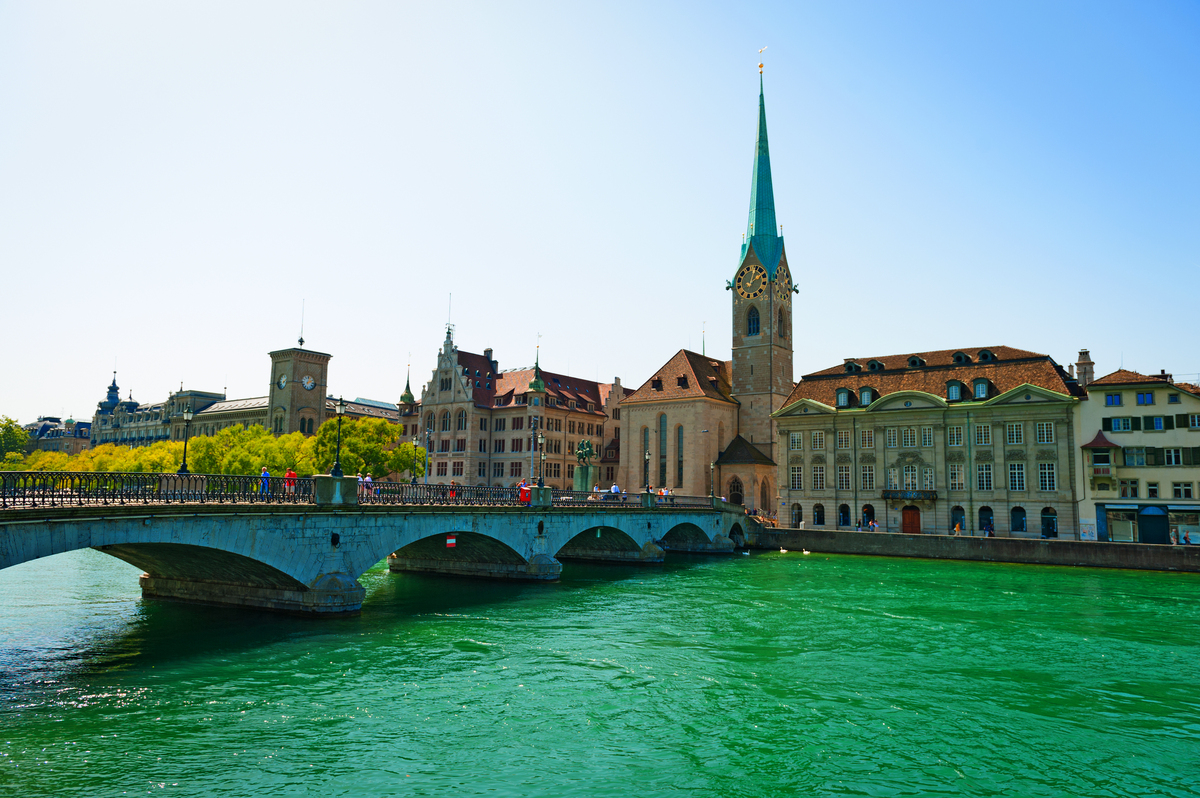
[1169,505,1200,511]
[1105,504,1138,510]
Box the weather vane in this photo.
[758,45,767,74]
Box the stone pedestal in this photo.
[572,465,599,493]
[314,475,359,506]
[531,486,552,508]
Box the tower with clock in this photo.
[727,73,794,464]
[266,343,332,436]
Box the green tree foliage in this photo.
[309,417,413,479]
[0,416,30,459]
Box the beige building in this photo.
[1073,368,1200,544]
[772,346,1086,537]
[415,328,627,488]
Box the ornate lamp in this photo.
[177,407,194,475]
[537,432,546,488]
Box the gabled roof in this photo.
[463,352,609,416]
[715,435,774,466]
[624,350,735,404]
[1088,369,1174,387]
[782,345,1082,408]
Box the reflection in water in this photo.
[1,548,1198,797]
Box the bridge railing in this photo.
[0,471,315,509]
[549,489,715,509]
[357,482,519,507]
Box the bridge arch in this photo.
[555,525,647,563]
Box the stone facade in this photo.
[1073,368,1200,544]
[773,346,1085,538]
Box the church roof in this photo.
[782,345,1083,408]
[623,350,735,404]
[715,435,775,466]
[738,75,785,278]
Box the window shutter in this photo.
[1131,417,1142,431]
[1164,415,1175,430]
[1194,447,1200,465]
[1177,414,1189,428]
[1102,417,1112,431]
[1184,448,1194,466]
[1145,448,1156,466]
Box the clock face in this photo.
[774,264,792,301]
[277,375,287,390]
[735,263,767,299]
[302,375,315,390]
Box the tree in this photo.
[0,416,30,459]
[309,417,404,478]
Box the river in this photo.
[1,549,1197,797]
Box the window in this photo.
[948,426,964,446]
[1174,483,1195,499]
[837,430,851,449]
[1006,423,1023,445]
[436,461,448,477]
[495,418,507,431]
[1009,462,1026,491]
[452,461,464,477]
[511,438,523,453]
[1148,416,1165,431]
[923,467,934,490]
[860,388,872,405]
[836,390,849,408]
[887,468,898,490]
[478,439,487,453]
[1119,479,1138,498]
[948,384,961,401]
[438,439,450,452]
[568,421,575,434]
[1165,448,1183,466]
[1124,447,1145,466]
[1191,414,1200,429]
[747,307,760,336]
[812,466,826,491]
[494,439,505,453]
[921,427,933,447]
[974,382,988,399]
[977,463,993,491]
[789,432,803,450]
[508,462,524,478]
[975,425,991,446]
[1038,463,1056,492]
[860,429,874,449]
[676,425,684,486]
[1105,393,1122,406]
[812,431,825,450]
[903,465,918,490]
[479,418,488,431]
[478,462,487,478]
[813,504,825,526]
[790,466,803,490]
[1169,394,1181,404]
[791,504,803,526]
[949,464,965,491]
[901,428,916,448]
[1136,392,1154,405]
[455,438,466,452]
[1112,417,1132,432]
[886,428,898,448]
[1147,482,1159,499]
[1035,421,1054,444]
[837,465,851,490]
[860,465,875,491]
[456,409,467,430]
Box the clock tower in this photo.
[266,345,332,436]
[728,74,794,464]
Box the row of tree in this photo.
[0,416,426,480]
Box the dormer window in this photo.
[907,356,925,368]
[836,389,850,407]
[978,349,995,362]
[973,379,990,399]
[860,388,873,406]
[868,360,884,372]
[947,383,962,401]
[844,362,862,373]
[953,352,971,365]
[651,378,663,391]
[677,376,689,388]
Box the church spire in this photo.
[740,74,784,277]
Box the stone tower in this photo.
[266,346,332,435]
[728,74,794,463]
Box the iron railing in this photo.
[357,482,519,507]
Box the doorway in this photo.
[901,505,921,534]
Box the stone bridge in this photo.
[0,475,747,615]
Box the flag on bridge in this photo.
[446,535,456,548]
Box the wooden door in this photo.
[901,506,921,534]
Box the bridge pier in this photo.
[138,572,365,616]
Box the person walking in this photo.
[284,467,297,495]
[259,466,271,496]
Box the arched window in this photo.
[838,503,851,527]
[813,503,826,526]
[657,414,668,488]
[778,308,787,338]
[1011,506,1027,532]
[1041,507,1058,538]
[729,476,744,505]
[760,479,770,511]
[440,411,451,431]
[861,504,875,524]
[791,503,803,527]
[951,505,966,532]
[676,425,684,487]
[456,409,467,430]
[747,307,760,336]
[979,506,994,531]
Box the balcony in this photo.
[881,490,938,501]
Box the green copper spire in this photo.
[739,74,784,278]
[528,348,546,393]
[400,366,415,405]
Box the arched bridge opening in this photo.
[386,530,559,581]
[556,526,662,564]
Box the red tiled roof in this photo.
[782,345,1081,408]
[1082,430,1118,449]
[624,350,735,404]
[1088,369,1173,387]
[461,351,608,416]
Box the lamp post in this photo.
[423,429,432,484]
[176,408,194,474]
[710,461,715,497]
[537,432,546,488]
[644,448,650,491]
[331,397,346,478]
[411,435,420,482]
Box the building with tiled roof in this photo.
[415,328,627,488]
[772,346,1088,537]
[1072,368,1200,544]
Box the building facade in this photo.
[773,347,1086,537]
[1074,369,1200,544]
[25,417,92,455]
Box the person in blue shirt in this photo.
[260,466,270,494]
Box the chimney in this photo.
[1068,364,1075,378]
[484,348,492,362]
[1076,349,1095,387]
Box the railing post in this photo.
[531,486,552,508]
[313,475,359,506]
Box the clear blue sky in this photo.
[2,1,1197,425]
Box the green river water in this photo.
[1,549,1197,797]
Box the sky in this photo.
[2,1,1197,425]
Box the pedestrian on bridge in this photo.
[260,466,270,495]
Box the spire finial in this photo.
[298,299,305,347]
[758,45,767,75]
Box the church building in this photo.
[618,73,794,511]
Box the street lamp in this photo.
[331,397,346,478]
[710,461,715,497]
[644,448,650,491]
[537,432,546,488]
[177,407,194,474]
